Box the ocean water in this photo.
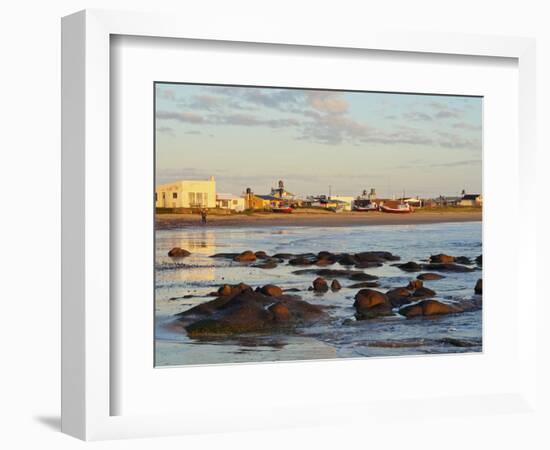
[155,222,482,366]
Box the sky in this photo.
[155,83,482,199]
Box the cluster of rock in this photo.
[170,248,483,338]
[175,282,327,337]
[210,249,400,271]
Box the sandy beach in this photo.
[155,209,482,229]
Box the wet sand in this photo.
[156,209,482,229]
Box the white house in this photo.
[216,193,245,212]
[330,195,355,211]
[155,176,216,209]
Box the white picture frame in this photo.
[61,9,538,441]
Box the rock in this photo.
[180,290,327,337]
[348,272,378,281]
[272,253,296,259]
[348,281,380,288]
[475,279,482,295]
[455,256,472,265]
[260,284,283,297]
[355,251,400,262]
[210,252,239,259]
[168,247,191,257]
[268,302,290,322]
[429,254,455,263]
[354,261,383,268]
[354,289,393,319]
[439,337,480,347]
[233,250,257,262]
[476,254,482,266]
[289,256,316,266]
[422,263,475,273]
[406,279,423,290]
[396,261,423,272]
[412,286,436,299]
[254,260,278,269]
[254,251,269,259]
[417,272,444,280]
[338,254,359,266]
[217,283,252,297]
[399,300,461,318]
[330,279,342,291]
[386,287,412,308]
[312,277,329,292]
[292,268,378,281]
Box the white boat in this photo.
[379,202,413,213]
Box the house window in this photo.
[155,193,158,201]
[232,200,238,205]
[172,192,177,199]
[189,192,195,205]
[162,192,166,199]
[203,193,208,206]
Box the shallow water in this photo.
[155,222,482,366]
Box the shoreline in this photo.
[155,210,482,229]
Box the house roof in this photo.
[256,195,281,201]
[462,194,481,200]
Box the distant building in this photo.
[216,193,245,212]
[459,194,483,207]
[243,188,278,210]
[270,180,295,200]
[330,195,355,211]
[155,176,216,209]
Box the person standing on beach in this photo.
[200,208,208,225]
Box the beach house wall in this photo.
[216,193,245,212]
[155,176,216,209]
[330,196,355,211]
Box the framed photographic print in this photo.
[62,9,538,441]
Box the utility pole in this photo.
[328,184,332,199]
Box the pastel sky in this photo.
[155,83,482,198]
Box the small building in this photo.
[402,197,424,208]
[216,193,245,212]
[435,195,462,207]
[155,176,216,209]
[330,195,355,211]
[459,194,483,207]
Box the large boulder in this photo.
[233,250,257,262]
[386,287,412,308]
[168,247,191,257]
[330,279,342,291]
[260,284,283,297]
[181,291,327,337]
[312,277,329,292]
[429,254,455,263]
[475,279,482,295]
[399,299,461,318]
[354,289,393,319]
[254,251,269,259]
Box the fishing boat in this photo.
[353,199,378,212]
[379,202,413,213]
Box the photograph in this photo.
[154,82,483,366]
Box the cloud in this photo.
[429,159,482,168]
[156,111,205,124]
[402,111,433,121]
[156,88,176,101]
[185,130,202,135]
[306,91,349,114]
[436,131,480,149]
[452,122,482,131]
[156,126,175,136]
